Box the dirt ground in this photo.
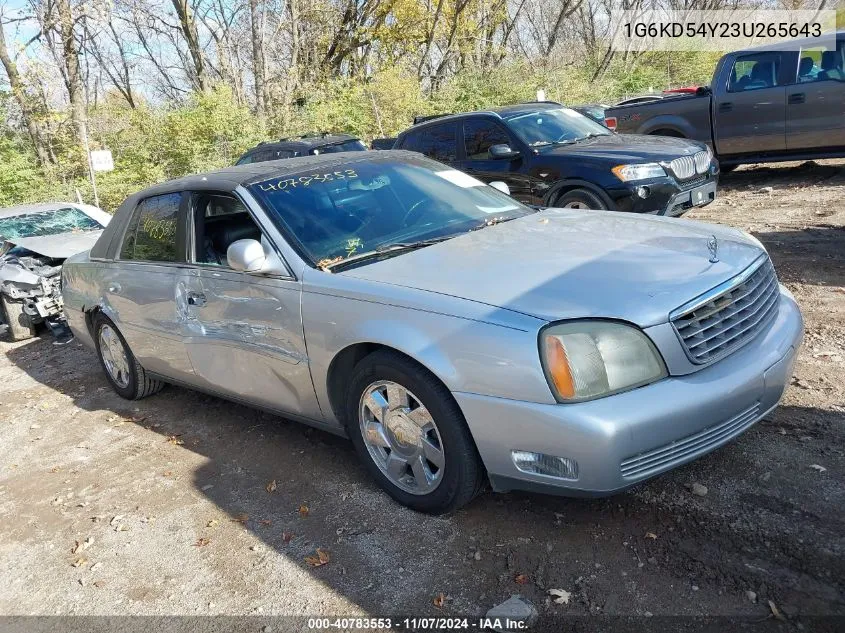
[1,159,843,628]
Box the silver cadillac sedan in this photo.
[62,151,803,513]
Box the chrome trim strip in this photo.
[668,254,768,321]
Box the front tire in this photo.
[345,350,485,514]
[1,295,36,341]
[555,188,608,210]
[93,313,164,400]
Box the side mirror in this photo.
[489,144,520,160]
[227,238,287,276]
[489,181,511,196]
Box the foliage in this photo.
[2,51,726,212]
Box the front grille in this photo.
[678,173,708,190]
[668,150,710,180]
[620,402,761,479]
[671,257,779,365]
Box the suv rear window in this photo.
[120,193,181,262]
[399,122,458,163]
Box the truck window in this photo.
[399,122,458,163]
[728,53,782,92]
[797,43,845,83]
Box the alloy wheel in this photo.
[99,324,130,388]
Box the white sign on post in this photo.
[90,149,114,172]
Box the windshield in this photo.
[311,139,368,155]
[249,156,531,268]
[503,107,612,147]
[0,208,103,241]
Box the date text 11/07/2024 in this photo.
[307,617,528,630]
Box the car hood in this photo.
[540,133,705,163]
[342,209,764,328]
[2,230,103,259]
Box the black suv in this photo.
[236,133,367,165]
[393,103,719,215]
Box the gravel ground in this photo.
[0,159,843,627]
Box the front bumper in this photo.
[455,286,803,496]
[608,169,718,216]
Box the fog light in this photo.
[511,450,578,480]
[636,186,650,199]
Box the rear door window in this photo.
[120,193,182,262]
[796,43,845,83]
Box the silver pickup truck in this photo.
[605,32,845,170]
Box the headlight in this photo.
[611,163,666,182]
[540,321,667,402]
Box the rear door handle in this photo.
[718,102,733,113]
[187,292,207,307]
[788,92,806,104]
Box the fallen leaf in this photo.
[259,519,272,526]
[548,588,571,605]
[72,557,87,568]
[768,600,785,621]
[162,470,174,477]
[206,519,218,528]
[514,573,529,585]
[49,466,62,473]
[282,531,294,544]
[93,580,106,588]
[109,515,124,527]
[166,434,184,445]
[305,548,330,567]
[265,480,277,493]
[809,464,827,472]
[231,513,249,524]
[433,592,447,608]
[195,537,211,547]
[645,532,658,540]
[72,536,94,553]
[298,504,309,517]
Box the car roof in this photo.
[729,29,844,55]
[126,150,420,199]
[244,133,359,153]
[401,102,562,133]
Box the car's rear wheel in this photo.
[555,188,607,210]
[93,313,164,400]
[1,295,36,341]
[345,350,485,514]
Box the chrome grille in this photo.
[671,257,779,365]
[620,402,760,479]
[693,150,711,174]
[678,173,708,190]
[669,155,695,180]
[668,150,710,180]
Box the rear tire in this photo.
[344,350,485,514]
[555,188,607,210]
[1,295,36,341]
[93,313,164,400]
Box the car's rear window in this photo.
[0,208,103,241]
[311,140,367,155]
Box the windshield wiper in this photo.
[573,132,610,142]
[322,236,452,272]
[469,216,520,231]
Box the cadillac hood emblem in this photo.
[707,235,719,263]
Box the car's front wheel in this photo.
[555,188,607,210]
[93,313,165,400]
[345,350,485,514]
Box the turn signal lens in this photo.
[544,335,575,399]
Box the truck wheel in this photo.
[93,313,165,400]
[1,295,36,341]
[555,188,607,210]
[650,129,684,138]
[345,349,485,514]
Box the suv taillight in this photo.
[605,117,617,131]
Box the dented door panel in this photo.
[181,267,321,420]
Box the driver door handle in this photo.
[187,292,207,307]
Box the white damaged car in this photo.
[0,202,111,341]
